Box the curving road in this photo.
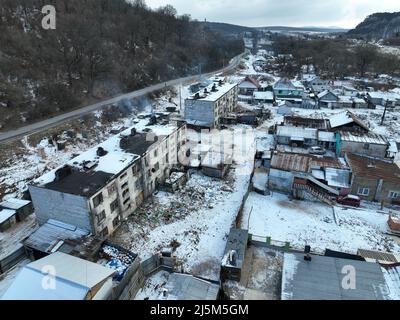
[0,52,245,144]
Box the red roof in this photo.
[241,76,260,89]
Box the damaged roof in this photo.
[271,152,311,173]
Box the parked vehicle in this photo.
[309,146,326,155]
[336,195,361,207]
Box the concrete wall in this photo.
[341,141,387,159]
[29,185,93,232]
[268,169,294,193]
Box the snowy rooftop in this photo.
[318,131,336,143]
[281,252,394,300]
[187,82,238,102]
[340,131,388,145]
[33,124,179,194]
[0,198,31,210]
[2,252,115,300]
[328,111,368,130]
[0,209,16,224]
[368,91,400,101]
[253,91,274,100]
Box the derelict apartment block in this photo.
[185,78,238,128]
[29,123,187,237]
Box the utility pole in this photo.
[381,99,388,126]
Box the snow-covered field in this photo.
[241,192,400,255]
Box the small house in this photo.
[273,78,304,99]
[346,153,400,204]
[253,91,274,104]
[317,90,339,109]
[339,131,389,159]
[221,228,248,282]
[353,98,368,109]
[239,76,260,96]
[309,77,330,94]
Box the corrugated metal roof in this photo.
[282,252,391,300]
[340,131,388,145]
[325,168,351,188]
[271,152,311,173]
[357,249,400,264]
[24,219,89,254]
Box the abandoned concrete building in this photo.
[184,79,238,128]
[29,124,187,237]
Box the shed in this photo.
[23,219,90,260]
[201,150,232,178]
[221,228,248,281]
[162,273,220,300]
[0,209,17,232]
[0,198,33,222]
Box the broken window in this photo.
[110,199,119,212]
[107,183,117,196]
[121,182,129,190]
[122,188,130,198]
[97,210,106,224]
[120,172,128,180]
[112,217,120,228]
[93,193,103,208]
[132,164,140,175]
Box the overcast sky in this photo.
[145,0,400,29]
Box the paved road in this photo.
[0,53,245,144]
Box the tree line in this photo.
[272,36,400,79]
[0,0,244,129]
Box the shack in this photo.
[221,228,248,281]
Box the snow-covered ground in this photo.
[241,192,400,255]
[112,127,256,281]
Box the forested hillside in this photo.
[348,12,400,40]
[0,0,243,130]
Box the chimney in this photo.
[304,245,312,261]
[131,128,137,136]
